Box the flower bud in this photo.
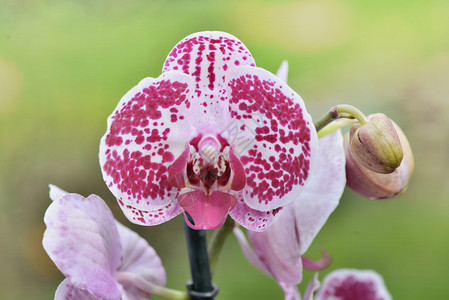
[349,113,403,174]
[345,119,414,199]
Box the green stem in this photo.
[314,106,341,133]
[115,271,189,300]
[317,118,356,138]
[335,104,369,125]
[314,104,369,137]
[208,217,235,276]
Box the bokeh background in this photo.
[1,0,448,299]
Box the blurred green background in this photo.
[1,0,448,299]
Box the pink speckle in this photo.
[102,78,190,203]
[162,32,256,106]
[320,275,384,300]
[227,73,311,204]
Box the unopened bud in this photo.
[349,113,403,174]
[345,119,414,199]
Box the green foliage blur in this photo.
[1,0,448,299]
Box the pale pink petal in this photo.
[43,194,122,299]
[49,184,68,202]
[225,65,318,211]
[178,190,237,230]
[232,227,270,275]
[302,249,332,271]
[279,282,300,300]
[235,225,303,300]
[99,71,196,225]
[115,222,166,287]
[55,278,99,300]
[120,282,151,300]
[294,131,346,255]
[303,273,320,300]
[229,191,284,232]
[276,60,289,83]
[247,206,303,285]
[315,269,392,300]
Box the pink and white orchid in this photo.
[43,185,166,300]
[234,130,346,299]
[304,269,392,300]
[99,31,318,230]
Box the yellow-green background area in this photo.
[1,0,448,299]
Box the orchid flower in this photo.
[304,269,392,300]
[99,31,318,230]
[234,130,346,299]
[43,185,169,300]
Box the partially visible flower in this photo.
[349,113,403,174]
[345,118,414,199]
[234,130,346,299]
[304,269,392,300]
[43,185,166,300]
[99,31,318,230]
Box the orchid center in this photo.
[168,134,246,229]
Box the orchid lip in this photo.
[179,190,237,230]
[168,134,245,229]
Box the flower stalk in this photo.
[184,220,218,300]
[334,104,369,125]
[317,118,356,138]
[314,104,369,134]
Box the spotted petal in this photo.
[43,193,122,299]
[161,31,256,138]
[315,269,392,300]
[119,200,183,227]
[229,191,283,231]
[163,31,255,97]
[99,71,198,225]
[225,65,318,211]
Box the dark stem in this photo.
[184,220,218,300]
